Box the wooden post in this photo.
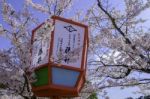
[50,96,61,99]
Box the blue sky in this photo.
[0,0,150,99]
[0,0,94,49]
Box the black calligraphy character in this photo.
[65,47,70,53]
[38,48,43,56]
[64,47,71,63]
[64,58,70,63]
[37,57,42,64]
[64,25,77,32]
[73,34,76,48]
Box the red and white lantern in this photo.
[31,16,89,97]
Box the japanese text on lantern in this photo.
[52,20,85,68]
[31,22,52,67]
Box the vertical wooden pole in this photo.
[50,96,61,99]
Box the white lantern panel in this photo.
[31,22,52,67]
[52,20,85,68]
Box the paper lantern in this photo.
[30,16,89,97]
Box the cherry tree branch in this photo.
[98,81,150,90]
[97,0,147,63]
